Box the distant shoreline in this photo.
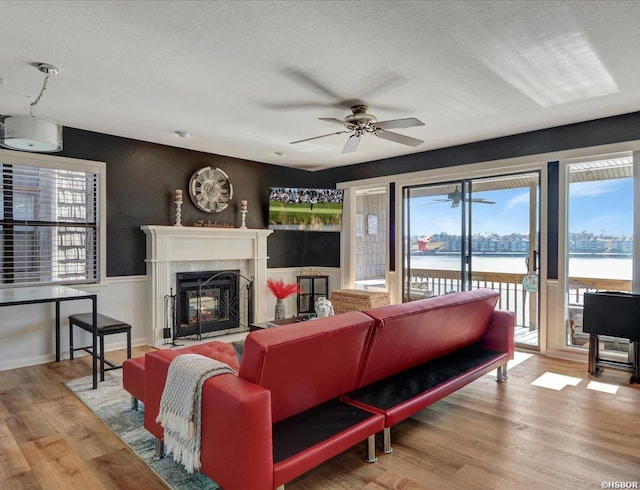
[411,251,632,258]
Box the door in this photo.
[403,172,540,349]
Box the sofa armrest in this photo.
[199,375,274,490]
[481,309,515,358]
[142,343,240,440]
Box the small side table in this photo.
[249,315,315,331]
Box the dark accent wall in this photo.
[267,230,340,268]
[547,162,559,280]
[57,128,338,276]
[44,110,640,277]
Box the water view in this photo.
[408,254,633,280]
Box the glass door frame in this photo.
[402,179,470,302]
[402,170,542,350]
[558,151,635,356]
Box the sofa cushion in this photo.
[272,399,384,487]
[239,312,374,423]
[348,342,501,408]
[359,288,499,387]
[272,398,379,464]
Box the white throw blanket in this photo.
[156,353,235,473]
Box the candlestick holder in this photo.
[239,210,247,229]
[174,200,183,226]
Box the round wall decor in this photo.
[189,166,233,213]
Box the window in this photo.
[0,150,104,286]
[565,154,633,352]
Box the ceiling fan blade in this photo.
[451,200,460,208]
[376,130,424,147]
[285,68,343,100]
[290,131,348,144]
[422,199,451,205]
[471,198,496,204]
[357,73,403,99]
[260,101,332,110]
[318,117,354,128]
[342,134,362,154]
[375,118,425,130]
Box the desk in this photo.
[0,286,98,389]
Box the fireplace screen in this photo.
[174,270,253,339]
[186,288,228,325]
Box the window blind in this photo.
[0,162,99,286]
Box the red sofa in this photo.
[136,288,514,490]
[345,288,514,453]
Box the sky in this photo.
[408,177,633,237]
[568,179,632,236]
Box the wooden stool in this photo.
[69,313,132,382]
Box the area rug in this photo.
[64,371,220,489]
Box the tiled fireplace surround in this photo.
[142,225,273,346]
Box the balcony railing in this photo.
[405,268,632,331]
[406,268,531,327]
[567,276,632,305]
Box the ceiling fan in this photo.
[290,105,425,154]
[427,187,496,208]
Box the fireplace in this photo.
[142,226,272,346]
[175,270,251,338]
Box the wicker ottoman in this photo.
[330,289,390,314]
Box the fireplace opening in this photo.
[174,270,252,338]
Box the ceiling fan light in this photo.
[0,115,63,152]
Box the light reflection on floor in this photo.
[586,380,619,394]
[530,371,620,394]
[481,348,623,394]
[531,372,582,390]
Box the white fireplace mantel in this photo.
[142,225,273,345]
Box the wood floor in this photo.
[1,348,639,489]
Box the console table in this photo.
[0,286,99,389]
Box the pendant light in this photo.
[0,63,63,152]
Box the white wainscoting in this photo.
[0,267,341,371]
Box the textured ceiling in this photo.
[1,1,639,171]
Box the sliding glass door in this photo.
[403,171,540,349]
[404,181,466,299]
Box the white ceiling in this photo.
[1,1,639,171]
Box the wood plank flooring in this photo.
[1,348,639,489]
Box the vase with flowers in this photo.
[267,278,301,320]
